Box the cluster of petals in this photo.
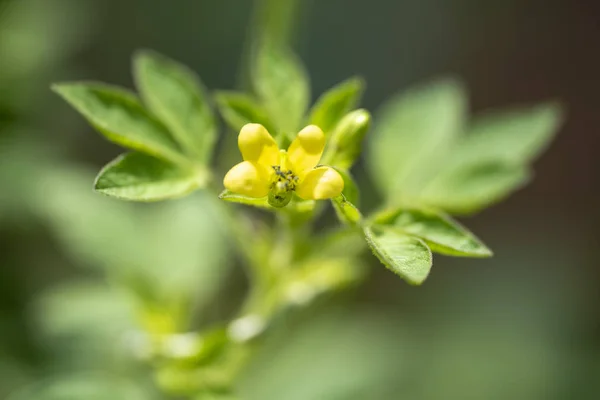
[223,123,344,201]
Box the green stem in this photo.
[164,2,315,395]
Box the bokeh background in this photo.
[1,0,598,398]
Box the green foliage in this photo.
[251,43,310,136]
[364,227,433,285]
[451,102,563,165]
[134,50,217,162]
[420,162,531,214]
[0,0,94,110]
[10,155,231,312]
[369,78,467,199]
[32,280,138,369]
[52,83,186,165]
[368,79,563,217]
[418,103,562,214]
[307,77,365,136]
[35,281,135,341]
[95,152,207,202]
[53,48,563,291]
[47,28,565,397]
[54,51,219,202]
[375,208,492,257]
[361,78,561,282]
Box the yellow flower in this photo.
[223,124,344,207]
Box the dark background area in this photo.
[1,0,598,398]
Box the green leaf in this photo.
[218,190,314,213]
[32,281,137,366]
[133,50,216,162]
[379,208,492,257]
[332,195,362,226]
[95,152,207,201]
[369,78,467,199]
[219,189,271,209]
[414,103,561,215]
[252,44,310,135]
[363,226,432,285]
[25,160,231,307]
[308,77,365,136]
[454,102,564,166]
[420,162,531,215]
[52,82,187,165]
[214,91,274,132]
[35,281,135,340]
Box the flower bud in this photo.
[324,109,371,170]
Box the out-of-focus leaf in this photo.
[140,195,230,301]
[34,281,135,340]
[416,103,561,215]
[0,133,50,222]
[377,208,492,257]
[7,374,151,400]
[94,152,207,202]
[420,162,531,215]
[252,44,310,135]
[452,102,564,166]
[214,91,274,133]
[52,83,186,165]
[363,226,432,285]
[307,77,364,136]
[134,50,216,162]
[22,160,230,305]
[31,280,139,367]
[239,307,409,400]
[369,79,467,199]
[0,359,30,399]
[0,0,93,90]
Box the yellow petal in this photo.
[296,166,344,200]
[223,161,271,198]
[238,123,280,167]
[287,125,326,173]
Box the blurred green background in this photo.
[1,0,598,398]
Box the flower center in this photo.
[268,165,298,208]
